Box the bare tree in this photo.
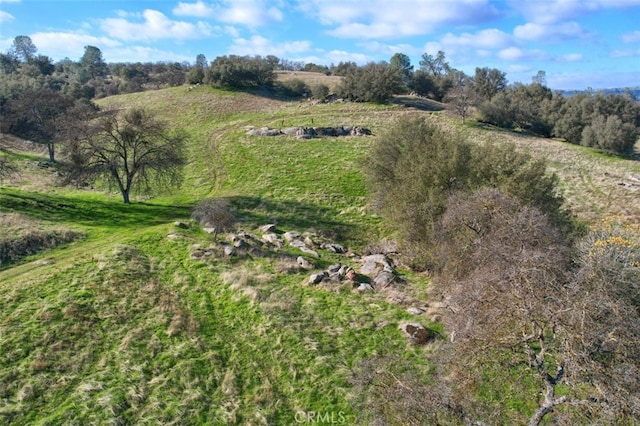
[445,79,478,123]
[65,107,187,203]
[432,189,640,424]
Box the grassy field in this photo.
[1,75,639,424]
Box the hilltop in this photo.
[1,79,640,424]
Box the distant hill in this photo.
[559,87,640,99]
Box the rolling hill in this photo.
[1,78,639,424]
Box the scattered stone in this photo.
[223,245,236,256]
[357,283,374,292]
[399,322,435,345]
[406,307,425,315]
[324,243,347,254]
[297,256,315,270]
[260,224,277,233]
[202,227,217,234]
[299,246,319,258]
[174,221,189,229]
[345,269,357,281]
[308,272,327,285]
[262,233,284,247]
[284,231,302,242]
[327,264,342,274]
[373,271,395,288]
[167,233,180,239]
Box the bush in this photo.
[191,198,236,236]
[336,62,403,103]
[274,78,309,98]
[310,83,329,101]
[206,55,274,89]
[365,116,570,269]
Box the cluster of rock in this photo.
[246,126,371,140]
[172,220,438,345]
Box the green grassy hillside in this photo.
[1,83,639,424]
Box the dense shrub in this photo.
[309,83,330,101]
[336,62,403,103]
[206,55,274,89]
[365,116,569,268]
[274,78,309,98]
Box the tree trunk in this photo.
[47,143,55,163]
[122,189,130,204]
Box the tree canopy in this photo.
[65,107,187,203]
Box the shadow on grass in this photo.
[0,188,192,229]
[227,195,359,242]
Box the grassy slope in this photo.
[1,80,639,424]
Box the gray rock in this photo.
[324,243,347,254]
[202,227,217,234]
[281,127,301,135]
[223,245,236,256]
[406,307,425,315]
[327,264,342,273]
[262,233,283,247]
[308,272,327,285]
[297,256,315,270]
[373,271,395,288]
[299,246,319,258]
[284,231,302,242]
[260,224,277,233]
[357,283,374,292]
[174,221,189,229]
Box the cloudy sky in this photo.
[1,0,639,90]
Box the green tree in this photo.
[336,62,403,103]
[207,55,274,89]
[418,50,453,101]
[472,67,507,101]
[80,45,108,80]
[65,108,187,203]
[11,35,37,63]
[365,116,568,268]
[3,87,76,162]
[389,52,413,87]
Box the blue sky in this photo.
[1,0,639,90]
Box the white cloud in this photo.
[622,30,640,43]
[103,46,193,63]
[174,0,284,26]
[513,21,586,42]
[101,9,213,41]
[498,47,524,61]
[511,0,640,24]
[498,47,546,62]
[611,48,640,58]
[229,35,312,57]
[440,28,511,49]
[0,10,14,22]
[558,53,583,62]
[297,0,500,39]
[357,41,422,56]
[325,49,373,65]
[30,32,121,61]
